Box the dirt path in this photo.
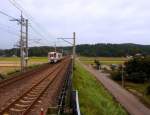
[79,61,150,115]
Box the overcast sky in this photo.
[0,0,150,49]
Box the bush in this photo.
[110,71,122,81]
[94,59,101,70]
[127,72,147,83]
[124,57,150,82]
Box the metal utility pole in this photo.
[54,42,57,52]
[57,32,76,65]
[25,19,28,68]
[11,12,28,72]
[73,32,76,65]
[20,13,24,71]
[20,13,29,72]
[121,64,124,87]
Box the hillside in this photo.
[0,43,150,57]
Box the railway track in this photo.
[0,58,71,115]
[0,63,51,88]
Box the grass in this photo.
[79,56,127,65]
[123,82,150,108]
[73,61,127,115]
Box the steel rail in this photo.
[0,58,69,115]
[0,63,51,88]
[23,59,70,115]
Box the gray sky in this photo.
[0,0,150,49]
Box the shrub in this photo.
[94,59,101,70]
[110,71,122,81]
[127,72,147,83]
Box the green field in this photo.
[73,61,127,115]
[79,56,128,65]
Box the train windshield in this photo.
[49,53,56,57]
[54,53,56,57]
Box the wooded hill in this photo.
[0,43,150,57]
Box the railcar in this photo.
[48,52,62,63]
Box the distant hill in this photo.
[0,43,150,57]
[76,43,150,57]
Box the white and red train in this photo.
[48,52,63,63]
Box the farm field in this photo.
[120,81,150,108]
[0,67,20,75]
[0,57,47,63]
[73,61,127,115]
[79,56,128,65]
[0,57,47,75]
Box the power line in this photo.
[8,0,56,42]
[0,10,16,19]
[7,0,59,49]
[29,25,54,44]
[8,0,22,12]
[29,25,46,39]
[0,25,19,37]
[0,22,18,30]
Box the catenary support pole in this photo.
[25,19,28,68]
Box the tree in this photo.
[124,56,150,83]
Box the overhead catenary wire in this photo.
[8,0,56,39]
[8,0,22,12]
[0,22,18,30]
[0,26,19,37]
[2,0,60,49]
[0,10,16,19]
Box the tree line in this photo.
[0,43,150,57]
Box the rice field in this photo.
[79,56,128,65]
[0,57,47,75]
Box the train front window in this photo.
[54,53,56,57]
[50,54,53,57]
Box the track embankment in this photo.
[79,60,150,115]
[0,57,71,115]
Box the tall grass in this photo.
[73,62,127,115]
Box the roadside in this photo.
[73,61,127,115]
[78,60,150,115]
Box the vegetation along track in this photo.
[0,57,71,115]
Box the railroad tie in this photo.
[27,93,38,97]
[23,96,35,100]
[20,99,32,104]
[15,103,29,108]
[29,91,39,95]
[9,107,25,112]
